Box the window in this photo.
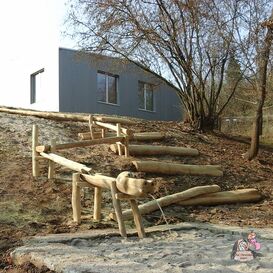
[97,71,118,104]
[138,81,154,111]
[30,68,44,104]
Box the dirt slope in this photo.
[0,112,272,272]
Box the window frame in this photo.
[138,81,155,112]
[97,70,119,106]
[30,68,44,104]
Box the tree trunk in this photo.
[244,15,273,160]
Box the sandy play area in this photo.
[11,224,273,273]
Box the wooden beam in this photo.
[110,185,221,221]
[78,131,164,141]
[132,161,223,177]
[72,173,81,224]
[116,123,122,156]
[80,174,115,189]
[40,152,92,174]
[177,189,262,206]
[78,131,116,140]
[89,115,95,140]
[32,125,40,177]
[110,144,199,156]
[94,121,133,136]
[36,136,125,152]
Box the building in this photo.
[0,1,182,121]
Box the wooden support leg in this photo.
[93,187,102,221]
[48,139,56,179]
[32,125,40,177]
[110,181,127,237]
[101,128,106,138]
[116,123,122,156]
[89,115,95,140]
[72,173,81,224]
[129,199,146,239]
[124,135,129,158]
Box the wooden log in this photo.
[116,171,155,197]
[72,173,81,224]
[132,161,223,177]
[40,152,92,174]
[110,144,199,156]
[101,128,106,138]
[124,136,130,157]
[94,116,136,125]
[177,189,262,206]
[110,181,127,237]
[109,185,221,221]
[78,131,116,140]
[95,121,133,136]
[32,125,40,177]
[36,136,125,152]
[130,199,146,238]
[132,132,165,141]
[0,107,136,124]
[80,174,115,190]
[93,187,102,221]
[78,131,164,141]
[48,139,56,179]
[0,107,90,122]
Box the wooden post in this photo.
[32,125,40,177]
[48,139,56,179]
[116,123,122,156]
[110,181,127,237]
[124,135,129,157]
[129,199,146,238]
[101,128,106,138]
[93,187,102,221]
[89,115,95,140]
[72,173,81,224]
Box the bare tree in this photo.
[243,9,273,160]
[66,0,272,132]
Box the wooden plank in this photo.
[72,173,81,224]
[130,199,146,238]
[132,161,223,177]
[36,136,125,152]
[32,125,40,177]
[110,185,221,221]
[78,132,116,140]
[93,187,102,221]
[40,152,92,174]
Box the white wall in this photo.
[0,0,69,111]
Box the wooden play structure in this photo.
[30,112,262,239]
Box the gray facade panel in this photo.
[59,48,182,121]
